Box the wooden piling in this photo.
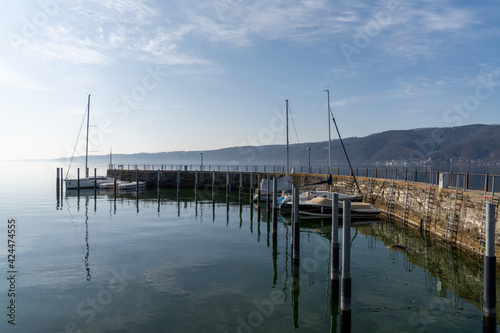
[94,168,97,192]
[239,172,243,202]
[77,168,80,189]
[177,169,180,194]
[341,200,351,312]
[56,168,60,194]
[136,169,139,194]
[331,193,340,280]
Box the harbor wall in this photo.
[106,169,500,257]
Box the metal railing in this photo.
[106,164,500,193]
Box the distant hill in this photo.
[58,124,500,167]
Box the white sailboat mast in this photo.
[326,89,332,175]
[286,99,289,175]
[85,94,90,178]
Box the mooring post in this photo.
[157,169,160,192]
[136,169,139,194]
[94,168,97,192]
[331,193,340,280]
[77,168,80,189]
[257,174,261,204]
[60,167,63,194]
[250,172,254,201]
[56,168,60,195]
[113,169,117,196]
[483,202,497,321]
[292,183,300,268]
[341,200,351,312]
[266,174,271,215]
[177,169,180,195]
[212,170,216,199]
[195,170,198,195]
[239,172,243,202]
[272,176,278,239]
[226,171,230,199]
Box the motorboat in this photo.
[298,196,380,219]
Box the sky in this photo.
[0,0,499,160]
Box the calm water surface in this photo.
[0,162,498,332]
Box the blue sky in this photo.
[0,0,499,160]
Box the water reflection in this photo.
[59,187,498,332]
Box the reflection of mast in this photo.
[84,196,91,281]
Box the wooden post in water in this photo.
[266,175,271,215]
[56,168,60,195]
[212,170,216,199]
[483,202,497,321]
[226,171,230,199]
[239,172,243,202]
[330,193,340,280]
[60,167,63,193]
[257,174,261,204]
[195,170,198,195]
[113,169,117,196]
[77,168,80,189]
[136,169,139,194]
[157,169,160,192]
[94,168,97,192]
[177,169,180,195]
[250,172,254,201]
[341,200,351,312]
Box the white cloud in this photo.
[0,64,48,90]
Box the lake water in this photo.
[0,161,498,332]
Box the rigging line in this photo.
[288,103,301,144]
[310,93,326,143]
[330,112,362,194]
[267,101,286,163]
[65,104,90,180]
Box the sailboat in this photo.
[65,94,111,190]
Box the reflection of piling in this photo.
[331,193,340,280]
[272,177,278,240]
[483,202,497,321]
[341,200,351,312]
